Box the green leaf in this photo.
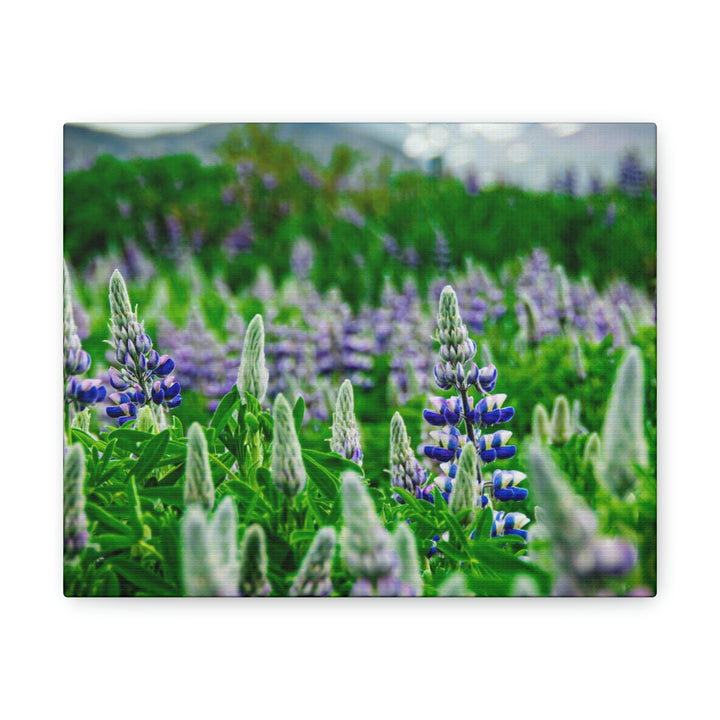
[70,429,105,452]
[130,430,171,484]
[303,449,363,476]
[137,485,184,506]
[94,533,137,554]
[85,502,137,538]
[209,386,241,432]
[107,428,154,453]
[292,395,305,432]
[245,412,259,433]
[435,541,469,563]
[302,452,340,499]
[109,558,176,597]
[127,478,145,537]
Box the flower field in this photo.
[63,124,656,597]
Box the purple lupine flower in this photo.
[64,261,106,415]
[299,166,321,188]
[117,198,132,218]
[262,173,278,190]
[221,186,235,205]
[433,230,451,273]
[336,204,366,228]
[383,235,400,258]
[290,238,314,280]
[106,269,181,428]
[618,150,648,197]
[223,218,255,259]
[465,170,480,196]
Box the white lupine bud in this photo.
[64,444,88,559]
[289,527,336,597]
[181,497,239,596]
[71,408,91,434]
[239,524,272,597]
[599,346,648,497]
[436,286,475,365]
[393,523,423,597]
[532,403,551,444]
[571,399,587,435]
[271,393,307,497]
[136,406,156,434]
[583,433,602,467]
[550,395,572,445]
[236,314,269,404]
[449,443,478,520]
[571,335,586,380]
[340,472,398,581]
[330,379,363,465]
[184,422,215,510]
[438,572,473,597]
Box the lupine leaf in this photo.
[302,452,340,499]
[94,533,137,553]
[292,394,305,432]
[209,386,241,432]
[85,502,137,537]
[303,449,363,476]
[130,430,171,484]
[110,558,176,596]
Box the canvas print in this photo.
[63,122,656,597]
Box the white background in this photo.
[1,2,716,718]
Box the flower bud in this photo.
[271,393,307,497]
[340,472,398,581]
[289,527,336,597]
[236,314,269,404]
[185,423,215,510]
[330,379,363,466]
[64,444,88,558]
[239,524,272,597]
[550,395,572,445]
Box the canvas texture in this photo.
[63,122,656,597]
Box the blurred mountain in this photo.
[64,122,656,193]
[63,123,419,173]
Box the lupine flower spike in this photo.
[389,412,430,502]
[532,403,551,444]
[330,379,363,465]
[271,393,307,497]
[64,444,89,559]
[597,346,648,497]
[550,395,572,445]
[184,423,216,510]
[340,472,414,596]
[236,314,269,404]
[182,496,239,596]
[64,261,106,417]
[239,524,272,597]
[392,523,424,597]
[289,526,336,597]
[106,269,181,429]
[583,433,602,467]
[421,285,526,519]
[528,443,637,596]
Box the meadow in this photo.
[63,125,656,597]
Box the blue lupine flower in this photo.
[491,511,531,540]
[65,378,107,408]
[418,286,529,530]
[106,269,181,428]
[491,470,528,502]
[64,261,106,416]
